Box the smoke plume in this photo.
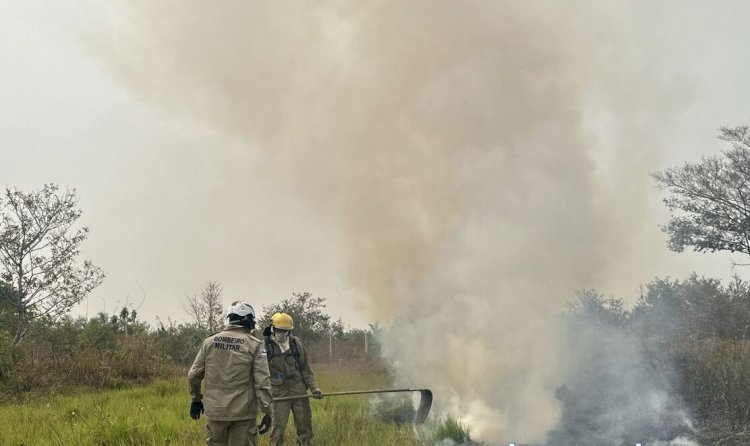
[90,1,698,442]
[545,291,696,445]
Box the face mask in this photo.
[273,329,289,343]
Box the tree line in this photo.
[549,125,750,445]
[2,126,750,443]
[0,184,376,397]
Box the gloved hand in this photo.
[311,388,324,400]
[190,400,204,420]
[258,413,272,434]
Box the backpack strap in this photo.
[289,337,301,362]
[264,336,300,364]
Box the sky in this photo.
[1,1,749,331]
[4,2,750,442]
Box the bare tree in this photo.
[0,184,105,345]
[183,280,224,333]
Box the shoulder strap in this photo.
[290,337,301,361]
[264,337,300,363]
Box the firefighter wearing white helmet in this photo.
[265,312,323,446]
[188,300,273,446]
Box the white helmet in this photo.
[226,301,255,321]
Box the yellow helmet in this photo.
[271,313,294,330]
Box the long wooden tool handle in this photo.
[272,388,422,402]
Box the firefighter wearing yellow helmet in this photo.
[264,312,322,446]
[262,312,283,337]
[188,301,273,446]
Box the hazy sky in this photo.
[2,1,750,330]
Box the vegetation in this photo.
[550,276,750,445]
[653,125,750,257]
[0,291,379,396]
[0,184,104,345]
[433,417,473,445]
[262,292,345,341]
[0,367,463,446]
[182,280,224,334]
[2,126,750,444]
[370,393,415,424]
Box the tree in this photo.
[653,125,750,257]
[565,289,628,327]
[110,306,146,337]
[183,280,224,333]
[0,280,12,330]
[262,292,344,341]
[0,185,104,345]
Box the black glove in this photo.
[311,388,324,400]
[190,400,204,420]
[258,413,272,434]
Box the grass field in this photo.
[0,365,462,445]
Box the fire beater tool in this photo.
[272,388,433,423]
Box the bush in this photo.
[681,339,750,438]
[1,331,179,395]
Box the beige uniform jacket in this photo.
[188,325,273,421]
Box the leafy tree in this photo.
[565,289,628,327]
[0,185,104,345]
[77,313,117,351]
[631,275,750,344]
[183,280,224,333]
[109,306,147,337]
[262,292,344,341]
[653,125,750,257]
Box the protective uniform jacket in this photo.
[188,325,273,421]
[265,335,317,398]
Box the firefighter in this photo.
[188,301,273,446]
[262,312,282,337]
[265,313,323,446]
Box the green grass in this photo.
[0,365,445,445]
[433,416,473,444]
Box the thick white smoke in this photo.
[88,1,701,442]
